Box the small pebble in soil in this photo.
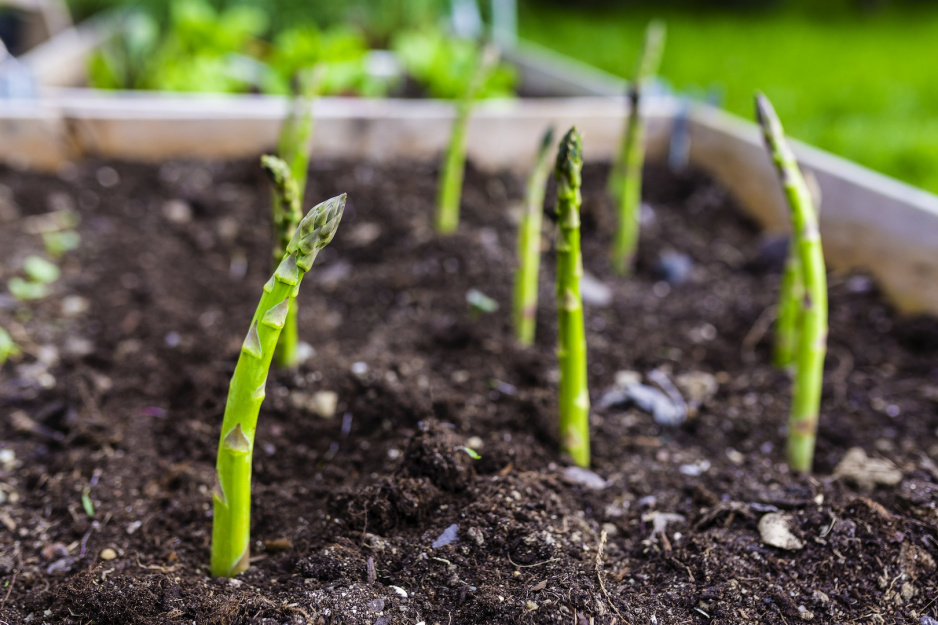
[61,295,90,317]
[580,272,612,307]
[562,466,608,490]
[162,199,192,224]
[311,391,338,418]
[96,166,120,188]
[126,520,142,535]
[653,250,694,285]
[389,585,407,598]
[921,617,938,625]
[432,524,458,548]
[758,512,804,550]
[99,548,117,561]
[833,447,903,491]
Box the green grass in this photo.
[519,4,938,193]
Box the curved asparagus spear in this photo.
[513,127,555,346]
[774,245,803,369]
[755,93,827,473]
[610,20,666,275]
[555,127,590,467]
[435,45,499,234]
[261,155,303,368]
[211,194,345,577]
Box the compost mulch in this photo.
[2,156,937,624]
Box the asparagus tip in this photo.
[539,126,555,154]
[287,194,346,265]
[555,127,583,186]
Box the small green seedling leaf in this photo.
[459,446,481,460]
[24,255,61,285]
[0,326,21,367]
[81,488,95,517]
[8,277,49,300]
[466,289,499,317]
[42,231,81,258]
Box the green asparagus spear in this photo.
[513,127,555,346]
[755,93,827,473]
[277,66,320,194]
[609,20,666,275]
[774,244,803,370]
[261,155,304,369]
[554,127,591,468]
[435,45,499,235]
[211,194,345,577]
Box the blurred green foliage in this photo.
[519,2,938,192]
[88,0,390,95]
[393,28,516,99]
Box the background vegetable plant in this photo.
[513,127,554,346]
[756,93,828,474]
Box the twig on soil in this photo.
[741,304,777,364]
[0,570,16,609]
[505,550,559,568]
[594,529,628,624]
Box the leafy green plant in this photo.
[211,193,345,578]
[609,20,666,276]
[434,44,501,234]
[554,127,590,468]
[392,27,516,100]
[0,326,20,369]
[513,127,554,347]
[88,1,390,98]
[756,93,828,474]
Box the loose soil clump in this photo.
[1,157,937,624]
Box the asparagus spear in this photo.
[435,44,499,235]
[261,155,304,369]
[554,127,591,468]
[513,127,555,346]
[609,20,666,275]
[211,194,345,577]
[268,68,319,369]
[755,93,828,473]
[774,244,803,370]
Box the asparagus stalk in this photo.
[755,93,828,473]
[773,245,803,369]
[513,127,555,346]
[268,68,320,368]
[554,127,591,468]
[211,194,345,577]
[261,155,304,369]
[609,20,666,275]
[435,45,499,234]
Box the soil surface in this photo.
[1,156,938,625]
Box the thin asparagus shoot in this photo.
[554,127,590,467]
[755,93,827,473]
[513,127,555,346]
[261,155,304,369]
[610,20,666,275]
[435,44,499,235]
[774,243,803,370]
[277,66,320,195]
[211,194,345,577]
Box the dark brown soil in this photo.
[1,155,937,625]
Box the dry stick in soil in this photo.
[435,44,499,234]
[211,194,345,577]
[270,67,319,368]
[512,126,554,346]
[756,93,827,473]
[610,20,666,275]
[555,127,590,467]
